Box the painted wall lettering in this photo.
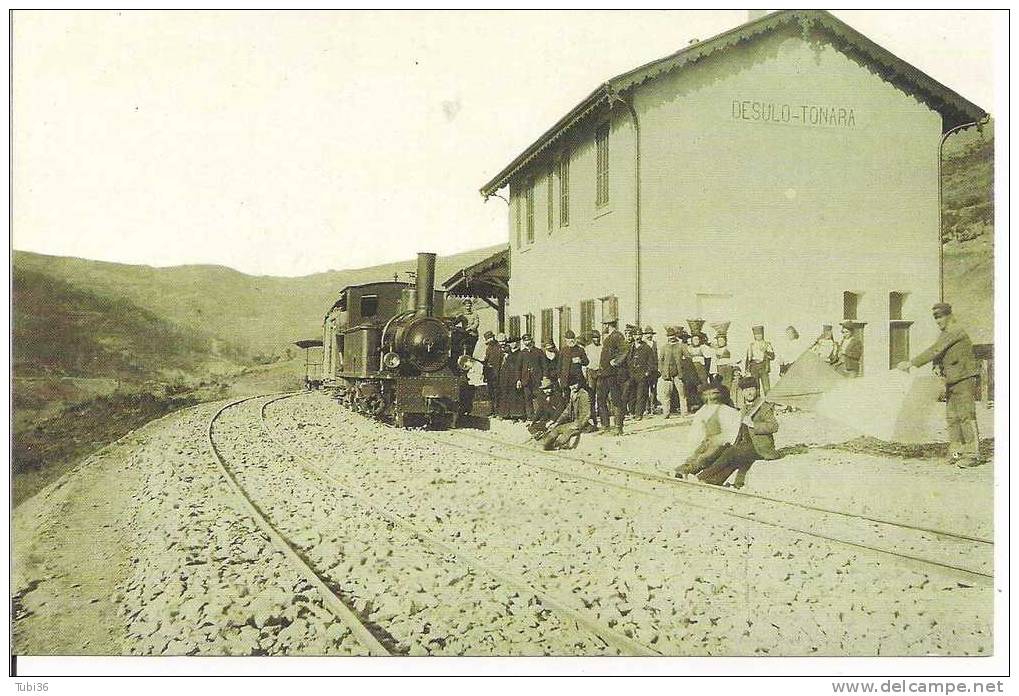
[731,99,857,128]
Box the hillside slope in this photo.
[941,123,993,344]
[14,245,504,357]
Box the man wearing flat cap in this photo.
[456,298,480,357]
[697,375,781,489]
[897,303,982,468]
[643,327,660,416]
[624,328,656,421]
[597,318,628,435]
[518,333,546,421]
[558,329,589,395]
[481,330,504,416]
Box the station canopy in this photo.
[293,339,324,349]
[442,246,509,307]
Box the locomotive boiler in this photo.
[321,252,475,428]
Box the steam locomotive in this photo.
[321,252,475,428]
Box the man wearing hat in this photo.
[623,328,656,421]
[744,325,776,395]
[539,376,592,451]
[498,335,526,420]
[597,318,628,435]
[518,333,546,421]
[658,326,692,418]
[584,330,603,429]
[833,321,864,377]
[456,298,480,357]
[642,326,661,415]
[558,330,589,394]
[541,339,561,392]
[896,302,982,468]
[527,376,566,438]
[481,331,504,416]
[697,375,781,488]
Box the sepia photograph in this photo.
[8,7,1007,684]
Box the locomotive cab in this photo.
[322,252,474,428]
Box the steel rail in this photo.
[459,429,993,546]
[207,394,392,657]
[260,393,660,657]
[419,431,992,587]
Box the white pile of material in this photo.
[812,370,944,443]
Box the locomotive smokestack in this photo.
[415,252,437,317]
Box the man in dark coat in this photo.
[498,336,526,420]
[658,326,691,418]
[519,334,545,422]
[558,330,589,393]
[624,330,656,421]
[897,302,982,468]
[541,340,561,391]
[481,331,504,416]
[697,376,780,489]
[596,319,628,435]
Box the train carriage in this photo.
[322,252,475,428]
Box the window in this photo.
[540,309,554,345]
[546,169,554,233]
[889,292,912,369]
[524,313,535,339]
[843,291,860,320]
[558,151,570,227]
[525,180,535,244]
[513,192,522,248]
[600,295,618,325]
[580,300,596,337]
[508,316,521,339]
[360,294,379,317]
[558,306,572,348]
[596,123,610,207]
[889,292,907,320]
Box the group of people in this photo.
[467,300,983,480]
[476,318,791,446]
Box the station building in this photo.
[479,10,986,376]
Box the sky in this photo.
[12,10,999,277]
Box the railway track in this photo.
[206,394,392,656]
[210,393,656,656]
[417,429,993,587]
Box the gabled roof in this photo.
[479,10,988,197]
[443,246,510,300]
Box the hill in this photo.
[13,245,504,359]
[941,121,994,344]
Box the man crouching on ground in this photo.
[696,377,780,489]
[539,377,592,451]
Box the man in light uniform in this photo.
[896,302,982,468]
[744,325,776,394]
[584,330,603,430]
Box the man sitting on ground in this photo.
[527,377,565,439]
[539,377,592,451]
[696,376,781,489]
